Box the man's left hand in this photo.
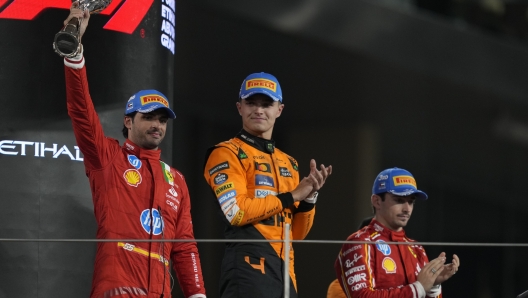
[434,252,460,285]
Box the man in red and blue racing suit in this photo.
[203,72,332,298]
[335,168,460,298]
[62,5,207,298]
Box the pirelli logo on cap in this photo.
[140,95,169,107]
[393,175,417,188]
[246,79,276,92]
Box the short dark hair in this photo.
[122,112,137,138]
[372,192,386,214]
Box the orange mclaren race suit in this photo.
[334,219,441,298]
[203,130,316,298]
[64,54,206,298]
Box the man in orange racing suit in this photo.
[62,5,207,298]
[334,168,460,298]
[203,72,332,298]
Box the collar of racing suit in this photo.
[236,129,276,153]
[122,139,161,160]
[369,218,408,242]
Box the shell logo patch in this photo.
[124,169,142,187]
[382,257,397,274]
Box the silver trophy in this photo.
[53,0,112,58]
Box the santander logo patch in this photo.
[0,0,153,34]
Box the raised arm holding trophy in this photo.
[53,0,111,57]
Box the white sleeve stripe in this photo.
[412,281,426,298]
[188,294,206,298]
[411,283,417,298]
[64,55,85,69]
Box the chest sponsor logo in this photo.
[345,265,365,277]
[253,155,265,159]
[279,167,292,177]
[166,200,178,212]
[209,161,229,176]
[342,245,362,257]
[127,155,142,169]
[347,273,366,285]
[166,187,179,202]
[218,190,236,206]
[382,257,397,274]
[215,182,234,196]
[351,282,367,291]
[123,169,142,187]
[376,240,391,256]
[214,173,228,185]
[168,187,178,197]
[255,189,278,198]
[255,174,275,187]
[140,208,164,235]
[255,162,271,173]
[345,253,363,268]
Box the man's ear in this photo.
[275,103,284,118]
[371,194,381,211]
[236,101,242,115]
[124,116,132,129]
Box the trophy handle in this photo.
[53,17,81,58]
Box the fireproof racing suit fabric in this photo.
[203,130,316,298]
[64,55,206,298]
[334,219,442,298]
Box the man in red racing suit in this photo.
[334,168,460,298]
[62,5,207,298]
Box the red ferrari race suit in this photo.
[64,54,206,298]
[334,219,441,298]
[203,130,316,298]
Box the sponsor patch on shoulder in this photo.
[215,182,234,196]
[209,161,229,176]
[214,173,228,185]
